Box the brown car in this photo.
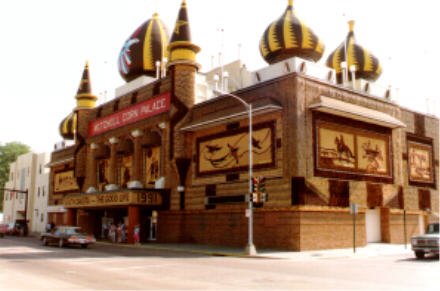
[40,226,96,248]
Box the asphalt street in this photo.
[0,236,438,290]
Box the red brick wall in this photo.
[299,211,366,251]
[381,207,421,244]
[157,208,366,251]
[388,212,420,244]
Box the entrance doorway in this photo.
[366,208,381,243]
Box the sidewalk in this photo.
[96,240,414,260]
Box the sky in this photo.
[0,0,439,154]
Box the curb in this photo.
[94,241,414,260]
[95,241,274,259]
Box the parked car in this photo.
[6,220,28,236]
[411,222,439,259]
[40,226,96,248]
[0,224,8,238]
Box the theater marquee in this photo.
[63,191,168,208]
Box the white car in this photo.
[411,222,439,259]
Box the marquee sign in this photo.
[89,92,170,137]
[63,191,166,208]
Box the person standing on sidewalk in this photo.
[109,223,116,243]
[134,224,140,245]
[116,222,123,243]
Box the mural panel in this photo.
[357,135,388,174]
[120,155,133,188]
[317,121,391,177]
[408,141,433,183]
[145,146,161,186]
[318,127,355,169]
[197,122,275,175]
[54,170,79,193]
[98,158,110,191]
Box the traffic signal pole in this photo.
[213,89,256,256]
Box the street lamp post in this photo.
[214,89,256,255]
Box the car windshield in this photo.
[427,223,439,234]
[64,228,81,235]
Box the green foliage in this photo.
[0,142,31,210]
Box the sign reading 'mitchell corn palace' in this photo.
[89,92,170,136]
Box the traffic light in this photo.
[252,177,259,194]
[250,176,268,203]
[259,177,266,194]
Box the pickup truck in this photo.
[411,222,439,259]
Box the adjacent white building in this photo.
[2,152,50,233]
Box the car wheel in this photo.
[58,239,64,248]
[415,251,425,260]
[81,244,88,249]
[42,237,48,246]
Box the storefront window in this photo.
[145,146,161,186]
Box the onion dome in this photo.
[59,111,77,140]
[75,61,97,109]
[118,13,169,82]
[59,61,97,140]
[259,0,325,64]
[168,0,200,64]
[326,20,382,84]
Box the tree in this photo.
[0,142,31,210]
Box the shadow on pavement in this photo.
[396,254,439,263]
[0,236,212,261]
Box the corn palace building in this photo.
[48,0,439,250]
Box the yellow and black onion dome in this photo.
[326,20,382,83]
[118,13,169,82]
[59,111,77,140]
[259,0,325,64]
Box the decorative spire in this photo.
[75,61,98,109]
[348,20,355,32]
[288,0,293,7]
[168,0,200,65]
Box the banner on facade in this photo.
[89,92,170,137]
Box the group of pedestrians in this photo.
[101,219,141,244]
